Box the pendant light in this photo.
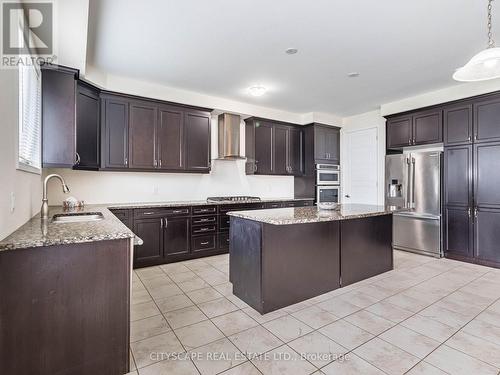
[454,0,500,81]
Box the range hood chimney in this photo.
[217,113,245,160]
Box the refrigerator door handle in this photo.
[406,156,411,208]
[411,157,416,208]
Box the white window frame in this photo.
[16,21,42,175]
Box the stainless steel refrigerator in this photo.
[385,152,442,257]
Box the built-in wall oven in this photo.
[316,164,341,204]
[317,185,341,204]
[316,164,340,185]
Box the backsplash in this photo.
[44,160,294,205]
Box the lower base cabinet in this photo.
[111,200,314,268]
[133,217,164,267]
[164,216,190,260]
[444,206,473,259]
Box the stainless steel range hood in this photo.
[217,113,245,160]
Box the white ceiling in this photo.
[87,0,498,116]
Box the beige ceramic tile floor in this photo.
[126,250,500,375]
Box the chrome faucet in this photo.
[41,174,70,220]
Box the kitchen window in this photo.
[18,63,42,174]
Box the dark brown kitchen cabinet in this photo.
[288,127,304,174]
[413,109,443,145]
[444,145,473,207]
[314,124,340,163]
[102,96,129,169]
[128,100,157,169]
[164,217,190,260]
[444,103,473,146]
[185,111,211,172]
[444,206,474,259]
[386,110,443,149]
[157,106,184,170]
[245,118,304,176]
[133,217,164,268]
[474,96,500,143]
[75,82,100,169]
[474,208,500,263]
[273,125,288,175]
[444,141,500,266]
[41,66,78,167]
[474,142,500,209]
[252,120,273,174]
[386,115,412,148]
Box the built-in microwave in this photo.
[316,164,340,185]
[317,185,341,204]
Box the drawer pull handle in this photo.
[200,241,210,245]
[226,238,230,242]
[173,210,187,214]
[142,212,156,215]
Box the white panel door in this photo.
[343,127,378,204]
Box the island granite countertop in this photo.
[0,205,142,252]
[227,204,405,225]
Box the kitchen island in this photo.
[228,204,400,314]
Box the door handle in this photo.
[345,194,350,198]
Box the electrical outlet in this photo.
[10,192,15,213]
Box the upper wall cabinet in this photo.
[101,93,211,173]
[184,110,211,172]
[41,66,79,168]
[76,82,100,169]
[386,109,443,149]
[444,103,473,146]
[474,96,500,144]
[101,95,129,169]
[314,124,340,164]
[41,64,212,174]
[245,118,304,176]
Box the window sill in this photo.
[17,161,41,175]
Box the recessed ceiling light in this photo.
[248,85,267,97]
[347,72,360,78]
[285,48,298,55]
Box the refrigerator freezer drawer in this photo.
[393,214,442,257]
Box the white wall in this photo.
[45,162,293,204]
[0,70,42,240]
[45,113,294,205]
[341,110,386,205]
[381,79,500,116]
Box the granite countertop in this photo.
[227,204,405,225]
[0,197,313,251]
[106,197,313,210]
[0,205,141,252]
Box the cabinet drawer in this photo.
[192,225,216,235]
[192,215,217,225]
[134,207,190,219]
[218,232,230,249]
[193,206,217,215]
[265,202,283,209]
[192,235,216,252]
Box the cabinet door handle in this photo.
[159,159,162,168]
[474,207,478,218]
[413,138,416,144]
[200,241,210,245]
[124,157,128,166]
[467,135,472,142]
[474,134,478,141]
[75,152,81,165]
[408,139,412,145]
[254,163,258,172]
[467,207,471,218]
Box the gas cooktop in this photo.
[206,196,261,203]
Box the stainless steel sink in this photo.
[52,212,104,223]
